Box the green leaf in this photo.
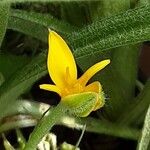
[0,114,37,133]
[0,54,30,80]
[101,45,139,120]
[0,0,73,3]
[61,1,90,27]
[0,72,4,86]
[0,52,47,119]
[8,16,47,42]
[8,9,77,42]
[2,134,15,150]
[88,0,130,21]
[138,0,150,6]
[11,9,77,34]
[0,2,10,47]
[16,129,26,149]
[8,6,150,55]
[117,80,150,126]
[137,105,150,150]
[69,5,150,58]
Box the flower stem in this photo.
[24,104,66,150]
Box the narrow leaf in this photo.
[0,2,10,47]
[118,79,150,125]
[11,9,77,33]
[8,6,150,60]
[0,0,73,3]
[8,16,47,42]
[0,52,47,119]
[137,105,150,150]
[0,54,30,80]
[0,72,4,86]
[69,5,150,58]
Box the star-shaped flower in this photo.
[40,31,110,117]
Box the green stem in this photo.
[24,104,66,150]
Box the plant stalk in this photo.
[24,104,66,150]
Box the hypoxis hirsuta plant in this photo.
[39,31,110,117]
[0,1,150,150]
[24,31,110,150]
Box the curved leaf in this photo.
[0,2,10,47]
[11,9,77,34]
[0,52,47,119]
[137,105,150,150]
[69,5,150,58]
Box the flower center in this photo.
[61,67,85,97]
[62,80,84,97]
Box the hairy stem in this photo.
[24,104,66,150]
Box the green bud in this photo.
[61,92,98,117]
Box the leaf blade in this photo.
[0,2,10,47]
[137,105,150,150]
[0,52,47,118]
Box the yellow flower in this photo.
[39,31,110,116]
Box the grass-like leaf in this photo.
[0,73,4,87]
[0,54,30,80]
[117,79,150,126]
[0,52,47,119]
[8,9,77,42]
[137,105,150,150]
[97,46,139,120]
[8,6,150,59]
[8,16,47,42]
[69,5,150,58]
[0,2,10,47]
[0,0,72,3]
[11,9,77,34]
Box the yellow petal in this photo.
[48,31,77,88]
[78,59,110,86]
[93,91,105,111]
[39,84,61,96]
[84,81,102,93]
[84,81,104,111]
